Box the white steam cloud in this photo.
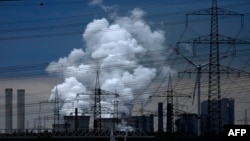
[46,8,172,120]
[88,0,103,6]
[88,0,117,13]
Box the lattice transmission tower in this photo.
[177,0,249,134]
[54,86,60,130]
[94,70,102,129]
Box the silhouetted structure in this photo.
[5,88,13,133]
[126,115,154,133]
[200,98,234,134]
[53,115,90,131]
[17,89,25,132]
[175,113,198,135]
[177,0,249,134]
[158,103,163,133]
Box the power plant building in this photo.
[64,115,90,130]
[125,115,154,133]
[101,118,120,129]
[200,98,235,134]
[53,115,90,131]
[175,113,198,135]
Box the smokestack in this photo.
[149,114,154,132]
[17,89,25,132]
[5,88,13,133]
[158,102,163,133]
[75,108,78,129]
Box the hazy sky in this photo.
[0,0,250,130]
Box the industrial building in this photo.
[200,98,235,134]
[53,108,90,132]
[125,115,154,133]
[64,115,90,130]
[52,114,154,133]
[175,113,198,135]
[53,115,90,132]
[101,118,120,129]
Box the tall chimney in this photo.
[75,108,78,129]
[17,89,25,132]
[158,102,163,133]
[5,88,13,133]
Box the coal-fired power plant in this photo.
[17,89,25,132]
[1,1,247,140]
[5,88,13,133]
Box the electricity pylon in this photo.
[177,0,250,134]
[54,86,60,131]
[94,70,102,129]
[166,73,191,133]
[150,73,191,133]
[174,49,207,136]
[93,70,119,130]
[174,48,231,136]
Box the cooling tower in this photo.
[5,88,13,133]
[17,89,25,132]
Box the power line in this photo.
[1,12,249,40]
[1,0,249,26]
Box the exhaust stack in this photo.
[17,89,25,132]
[158,102,163,133]
[5,88,13,133]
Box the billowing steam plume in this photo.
[46,8,172,121]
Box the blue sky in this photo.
[0,0,249,69]
[0,0,250,130]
